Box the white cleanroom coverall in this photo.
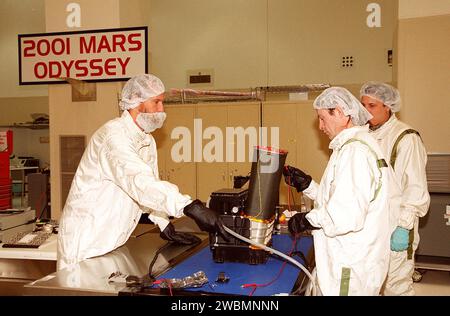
[57,110,191,270]
[303,125,391,296]
[370,114,430,296]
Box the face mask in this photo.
[136,112,167,133]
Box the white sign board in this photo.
[18,26,148,84]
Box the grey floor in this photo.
[413,270,450,296]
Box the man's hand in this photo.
[288,212,319,235]
[183,200,229,241]
[283,165,312,192]
[160,222,201,245]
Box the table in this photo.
[23,220,194,296]
[128,234,313,296]
[23,219,315,296]
[0,234,57,295]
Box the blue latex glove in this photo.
[390,227,410,251]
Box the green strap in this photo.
[339,267,351,296]
[336,140,387,294]
[377,159,388,168]
[407,228,415,260]
[390,129,421,260]
[390,129,421,170]
[342,138,387,202]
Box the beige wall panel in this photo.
[267,0,396,85]
[148,0,268,89]
[399,0,450,19]
[397,15,450,152]
[147,0,396,89]
[119,0,150,28]
[0,97,48,125]
[45,0,120,32]
[0,0,47,97]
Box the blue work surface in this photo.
[156,234,313,296]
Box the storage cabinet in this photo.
[227,103,261,183]
[196,102,260,201]
[154,102,260,202]
[155,100,328,205]
[195,104,228,201]
[152,105,197,199]
[262,101,329,204]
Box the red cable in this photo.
[153,278,173,296]
[241,168,298,295]
[242,237,298,296]
[287,176,292,212]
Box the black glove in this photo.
[288,212,319,235]
[160,222,201,245]
[283,165,312,192]
[183,199,230,241]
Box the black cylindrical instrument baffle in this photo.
[244,146,287,221]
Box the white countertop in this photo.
[0,224,155,262]
[0,234,57,260]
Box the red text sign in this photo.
[18,27,148,84]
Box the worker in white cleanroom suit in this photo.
[360,82,430,296]
[57,74,228,271]
[284,87,391,295]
